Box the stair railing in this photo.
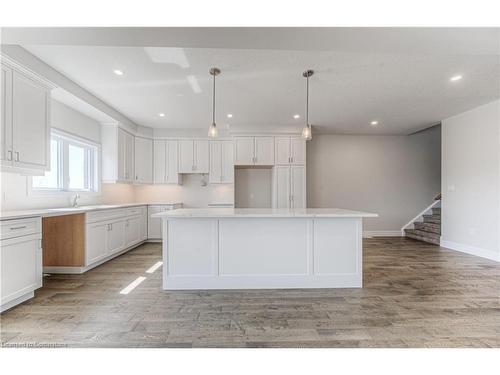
[401,195,441,236]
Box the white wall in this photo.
[441,99,500,261]
[307,126,441,234]
[134,174,234,208]
[0,100,135,211]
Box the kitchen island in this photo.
[152,208,377,290]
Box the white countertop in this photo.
[0,202,183,220]
[151,208,378,218]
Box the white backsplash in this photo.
[134,174,234,208]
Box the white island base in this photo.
[155,209,377,290]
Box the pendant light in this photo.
[208,67,221,138]
[301,69,314,140]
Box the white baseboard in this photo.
[363,231,402,238]
[440,239,500,262]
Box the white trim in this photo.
[440,239,500,262]
[0,54,56,89]
[401,199,441,235]
[29,128,101,196]
[363,231,402,238]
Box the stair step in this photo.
[432,207,441,215]
[414,221,441,234]
[404,229,440,245]
[423,214,441,224]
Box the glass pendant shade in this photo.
[208,122,218,138]
[301,125,312,140]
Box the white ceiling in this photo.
[14,28,500,135]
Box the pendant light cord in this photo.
[212,72,216,126]
[306,74,309,128]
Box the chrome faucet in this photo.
[72,193,80,208]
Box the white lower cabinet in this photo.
[125,215,141,248]
[107,220,126,255]
[0,217,43,312]
[272,166,306,209]
[85,222,107,265]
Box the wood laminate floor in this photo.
[1,238,499,348]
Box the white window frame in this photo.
[30,129,101,196]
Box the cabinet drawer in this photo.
[126,206,145,217]
[86,208,128,224]
[0,217,41,240]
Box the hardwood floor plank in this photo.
[1,239,499,348]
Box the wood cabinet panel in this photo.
[42,214,85,267]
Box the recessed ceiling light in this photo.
[370,121,378,126]
[113,69,124,76]
[158,113,165,117]
[293,114,300,119]
[227,114,233,118]
[450,75,463,82]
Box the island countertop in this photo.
[151,208,378,219]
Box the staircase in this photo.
[404,206,441,245]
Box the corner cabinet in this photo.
[154,139,180,184]
[209,140,234,184]
[178,139,209,173]
[272,165,306,209]
[1,61,53,175]
[102,124,135,183]
[234,136,274,166]
[134,136,153,184]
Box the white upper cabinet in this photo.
[102,124,135,183]
[178,139,209,173]
[234,136,274,166]
[1,61,52,174]
[134,136,153,184]
[255,137,275,165]
[275,137,291,165]
[1,64,13,167]
[234,137,254,165]
[154,140,179,184]
[275,137,306,165]
[209,140,234,184]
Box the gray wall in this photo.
[441,100,500,261]
[235,168,272,208]
[307,126,441,232]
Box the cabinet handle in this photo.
[136,175,138,180]
[288,157,291,163]
[10,225,27,230]
[291,157,293,163]
[7,150,12,161]
[15,151,20,162]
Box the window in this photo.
[32,130,99,193]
